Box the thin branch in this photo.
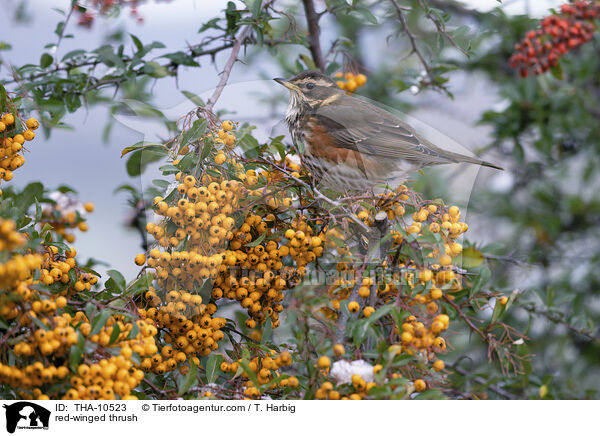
[204,26,252,113]
[301,0,326,71]
[389,0,437,86]
[53,5,75,65]
[522,304,600,343]
[443,293,487,342]
[2,42,236,88]
[417,0,469,55]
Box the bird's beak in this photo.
[274,78,298,91]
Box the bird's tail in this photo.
[447,151,504,171]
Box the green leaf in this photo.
[365,305,393,324]
[40,53,53,68]
[350,7,378,24]
[108,323,121,345]
[130,33,144,52]
[107,269,126,293]
[0,83,6,112]
[69,344,82,373]
[54,21,65,38]
[178,358,198,395]
[61,49,86,61]
[180,118,207,147]
[181,90,205,107]
[238,359,259,387]
[461,247,485,269]
[352,318,370,347]
[126,147,167,177]
[470,266,491,297]
[299,54,317,71]
[69,332,85,372]
[142,61,168,78]
[491,297,507,324]
[245,0,262,17]
[152,179,170,189]
[205,354,223,384]
[245,231,268,247]
[16,182,44,211]
[121,142,166,158]
[199,138,214,163]
[127,321,140,340]
[95,45,125,69]
[126,273,153,297]
[90,311,111,336]
[78,266,101,277]
[34,197,42,224]
[126,150,144,176]
[261,318,273,344]
[176,152,197,172]
[161,52,200,67]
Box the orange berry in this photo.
[333,344,345,357]
[317,356,331,368]
[134,254,146,266]
[414,379,426,392]
[26,118,40,130]
[23,130,35,141]
[1,113,15,125]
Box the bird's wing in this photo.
[314,99,458,166]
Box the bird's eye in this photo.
[306,83,315,89]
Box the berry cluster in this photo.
[67,356,143,400]
[220,350,294,398]
[38,245,97,292]
[310,343,444,400]
[320,189,467,380]
[75,0,173,27]
[509,1,599,77]
[138,289,226,371]
[39,195,94,243]
[136,121,326,339]
[334,72,367,93]
[0,113,38,195]
[0,117,157,399]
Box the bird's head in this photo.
[274,70,341,105]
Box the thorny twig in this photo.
[443,293,487,341]
[522,304,600,343]
[444,293,524,375]
[389,0,438,88]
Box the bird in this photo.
[274,70,502,192]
